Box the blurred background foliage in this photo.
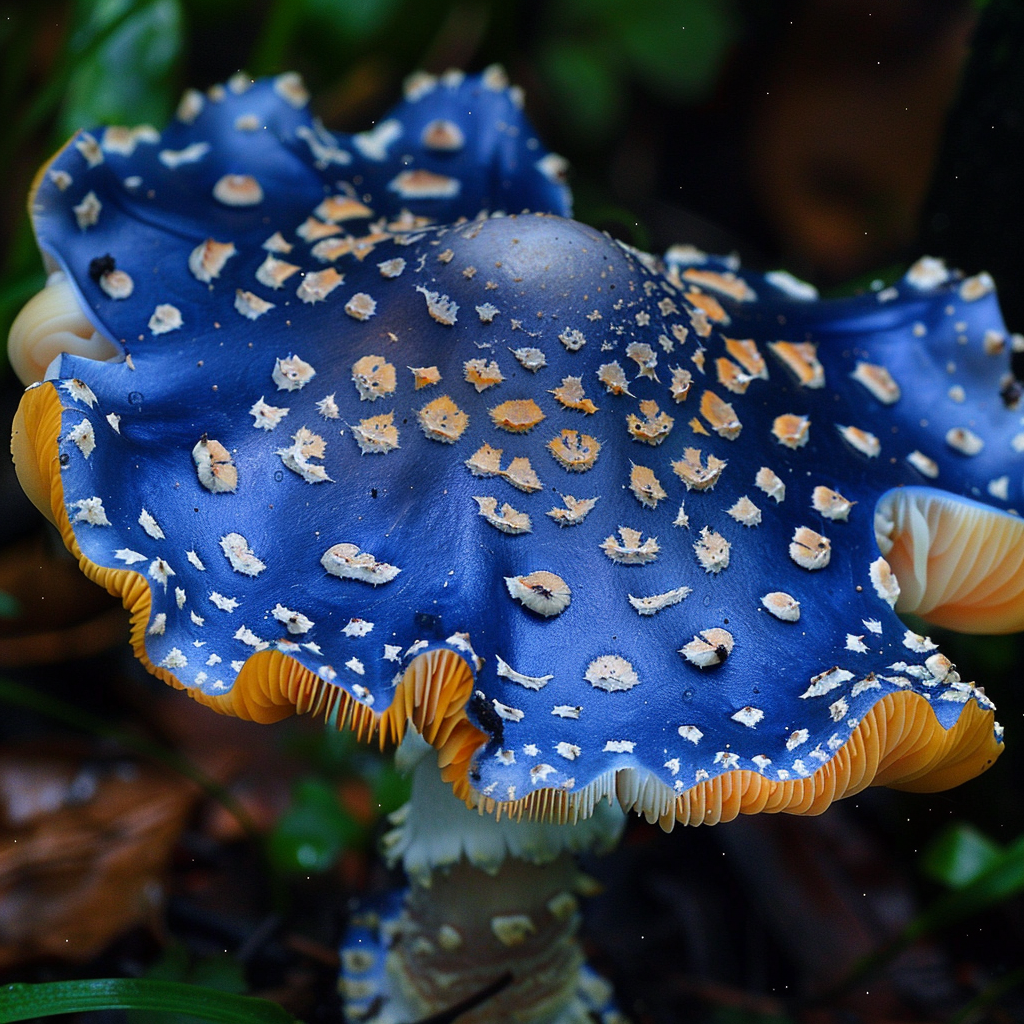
[0,0,1022,1021]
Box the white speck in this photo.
[219,533,266,576]
[139,509,165,540]
[603,740,635,753]
[70,497,110,526]
[234,625,269,650]
[272,603,314,635]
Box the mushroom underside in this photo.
[8,275,121,385]
[876,486,1024,633]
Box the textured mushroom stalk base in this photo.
[343,860,620,1024]
[342,734,627,1024]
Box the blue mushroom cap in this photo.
[14,72,1011,825]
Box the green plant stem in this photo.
[0,979,300,1023]
[0,676,259,838]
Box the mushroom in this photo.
[8,69,1015,1023]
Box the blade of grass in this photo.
[0,978,300,1023]
[0,676,259,838]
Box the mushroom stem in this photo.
[341,732,627,1023]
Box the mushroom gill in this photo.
[875,486,1024,633]
[8,273,120,385]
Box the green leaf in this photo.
[922,823,1004,889]
[371,761,412,816]
[909,835,1024,938]
[130,948,248,1024]
[617,0,739,102]
[267,777,363,873]
[0,979,300,1024]
[304,0,402,41]
[59,0,184,136]
[540,39,624,141]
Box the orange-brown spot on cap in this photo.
[409,365,441,389]
[671,447,726,491]
[548,430,601,472]
[421,118,466,151]
[474,496,531,535]
[700,390,741,439]
[213,174,263,207]
[715,358,753,395]
[297,268,344,303]
[597,361,632,396]
[551,376,598,414]
[464,358,504,392]
[789,526,831,570]
[418,395,468,443]
[193,436,238,493]
[505,571,571,617]
[627,399,674,445]
[315,195,374,222]
[851,362,901,404]
[761,591,800,621]
[724,337,767,379]
[726,495,761,526]
[907,450,939,478]
[694,526,730,573]
[297,217,342,242]
[812,486,854,521]
[189,239,236,283]
[769,342,825,388]
[837,424,881,458]
[683,268,756,302]
[689,309,712,338]
[946,427,984,456]
[310,236,355,262]
[352,413,399,454]
[351,355,396,401]
[625,342,659,380]
[629,463,667,508]
[772,413,810,449]
[685,289,730,324]
[680,627,734,668]
[490,398,545,433]
[669,367,693,402]
[256,255,300,290]
[465,442,503,478]
[601,527,659,564]
[503,457,543,494]
[870,556,900,607]
[755,466,785,502]
[389,169,461,200]
[547,494,599,526]
[345,293,377,321]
